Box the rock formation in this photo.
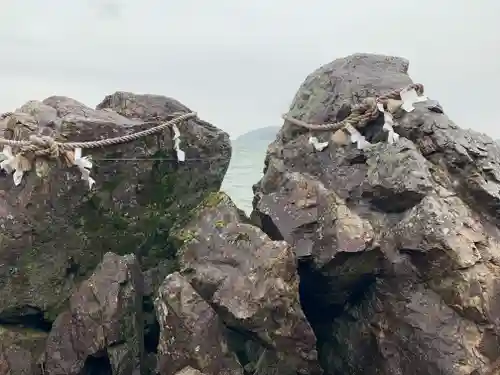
[0,92,230,323]
[0,90,319,375]
[41,252,144,375]
[162,192,321,375]
[252,53,500,375]
[2,53,500,375]
[0,92,231,375]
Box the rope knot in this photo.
[27,135,62,158]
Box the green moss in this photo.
[2,136,228,325]
[231,232,251,244]
[69,149,222,276]
[0,325,48,355]
[201,191,226,208]
[4,240,72,324]
[0,326,46,339]
[175,229,198,244]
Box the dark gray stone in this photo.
[175,192,322,375]
[0,92,230,323]
[41,252,144,375]
[253,53,500,375]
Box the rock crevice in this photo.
[3,54,500,375]
[252,53,500,375]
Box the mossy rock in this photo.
[0,325,48,358]
[0,93,231,322]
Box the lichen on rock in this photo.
[154,272,243,375]
[253,53,500,375]
[170,191,323,375]
[5,54,500,375]
[0,92,230,339]
[41,252,144,375]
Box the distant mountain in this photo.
[233,126,280,144]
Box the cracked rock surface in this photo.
[169,192,322,375]
[252,53,500,375]
[0,92,230,325]
[41,252,144,375]
[4,54,500,375]
[154,271,243,375]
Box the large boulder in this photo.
[0,326,47,375]
[0,343,35,375]
[252,53,500,374]
[41,252,144,375]
[155,272,243,375]
[171,192,322,375]
[0,92,230,324]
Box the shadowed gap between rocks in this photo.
[224,325,271,375]
[257,210,378,372]
[250,211,283,240]
[0,305,53,332]
[298,261,377,326]
[82,351,113,375]
[143,295,160,354]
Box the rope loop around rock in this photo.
[0,111,198,159]
[25,135,63,158]
[282,83,424,131]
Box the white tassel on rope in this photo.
[345,124,370,150]
[0,146,24,186]
[73,148,95,190]
[308,136,329,151]
[377,103,399,145]
[400,86,428,112]
[172,124,185,162]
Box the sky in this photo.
[0,0,499,138]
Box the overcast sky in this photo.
[0,0,499,138]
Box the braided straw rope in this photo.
[282,83,424,131]
[0,111,198,158]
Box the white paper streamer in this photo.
[377,103,399,144]
[0,146,24,186]
[400,87,428,112]
[73,148,95,189]
[308,136,329,151]
[172,124,185,162]
[344,124,370,150]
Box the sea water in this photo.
[221,142,267,214]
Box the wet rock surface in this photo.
[0,92,230,323]
[173,192,322,375]
[0,326,47,375]
[4,54,500,375]
[0,90,318,375]
[41,252,144,375]
[252,53,500,374]
[155,272,242,375]
[0,92,232,375]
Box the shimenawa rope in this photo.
[0,111,198,158]
[282,83,424,131]
[1,83,423,159]
[0,83,424,165]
